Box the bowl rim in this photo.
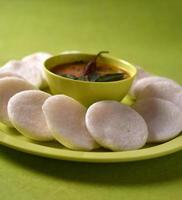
[43,52,137,85]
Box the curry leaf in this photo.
[95,73,125,82]
[88,72,100,82]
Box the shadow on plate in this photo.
[0,145,182,187]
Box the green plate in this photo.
[0,96,181,163]
[0,123,182,163]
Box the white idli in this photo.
[0,77,36,126]
[0,52,51,89]
[0,72,24,80]
[131,76,177,98]
[137,80,182,101]
[22,52,52,88]
[173,92,182,111]
[42,95,98,151]
[85,101,148,151]
[22,52,52,63]
[129,66,151,96]
[8,90,53,141]
[0,60,42,88]
[133,98,182,143]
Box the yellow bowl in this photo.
[44,52,137,107]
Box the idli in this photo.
[173,92,182,111]
[0,72,24,79]
[133,98,182,143]
[137,80,182,101]
[22,52,52,63]
[0,77,36,126]
[0,52,51,88]
[0,60,42,88]
[42,95,98,151]
[85,101,148,151]
[129,66,151,96]
[8,90,53,141]
[22,52,52,88]
[131,76,177,98]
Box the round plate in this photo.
[0,123,182,163]
[0,95,182,163]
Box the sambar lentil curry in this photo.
[51,51,130,82]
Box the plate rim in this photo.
[0,129,182,163]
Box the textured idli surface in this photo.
[42,95,98,151]
[0,72,24,80]
[22,52,51,64]
[0,77,36,126]
[133,98,182,143]
[85,101,148,151]
[173,92,182,111]
[131,76,177,98]
[22,52,52,88]
[0,52,51,88]
[137,80,182,101]
[0,60,42,88]
[8,90,53,141]
[129,66,151,96]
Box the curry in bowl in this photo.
[51,51,129,82]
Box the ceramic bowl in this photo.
[44,52,136,107]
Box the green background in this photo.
[0,0,182,199]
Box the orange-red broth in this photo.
[51,62,129,80]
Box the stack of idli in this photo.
[0,53,53,141]
[0,52,52,88]
[130,67,182,143]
